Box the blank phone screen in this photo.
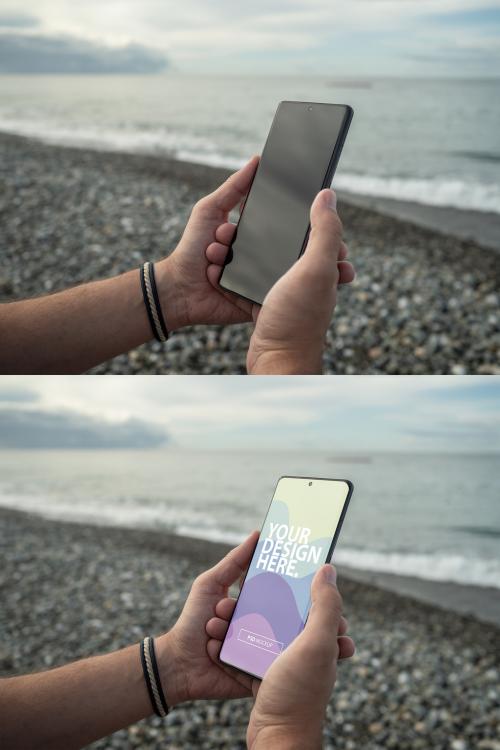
[219,101,352,305]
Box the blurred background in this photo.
[0,1,499,374]
[1,376,500,588]
[1,376,499,748]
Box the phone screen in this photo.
[219,476,352,680]
[219,101,353,305]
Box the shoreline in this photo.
[1,130,499,374]
[2,506,499,629]
[2,506,499,749]
[1,129,499,250]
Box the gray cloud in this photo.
[0,386,40,403]
[0,12,39,28]
[406,48,500,63]
[0,33,169,73]
[0,408,168,449]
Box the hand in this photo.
[246,565,355,750]
[154,158,260,330]
[246,189,354,374]
[155,532,260,705]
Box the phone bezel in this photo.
[218,474,354,681]
[218,101,354,306]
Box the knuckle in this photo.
[192,571,208,590]
[310,213,343,244]
[192,196,210,215]
[330,589,344,618]
[333,212,343,235]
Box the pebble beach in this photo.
[1,131,499,375]
[1,507,499,750]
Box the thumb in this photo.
[304,189,343,266]
[205,530,259,590]
[304,565,343,651]
[201,156,259,217]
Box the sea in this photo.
[0,74,499,214]
[0,449,499,590]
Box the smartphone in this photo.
[219,101,353,305]
[219,476,353,680]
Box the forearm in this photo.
[0,257,185,374]
[0,634,182,750]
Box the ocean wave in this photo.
[334,547,500,589]
[334,173,500,214]
[452,150,500,164]
[1,490,498,590]
[0,118,243,169]
[1,118,499,215]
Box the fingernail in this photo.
[323,189,337,211]
[324,565,337,585]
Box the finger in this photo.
[206,262,223,288]
[338,615,348,637]
[305,189,343,266]
[215,597,237,620]
[305,565,343,649]
[338,241,348,261]
[205,530,259,590]
[338,635,356,660]
[206,264,256,318]
[337,261,355,285]
[206,616,231,641]
[215,222,237,245]
[204,156,259,216]
[206,638,254,693]
[206,242,230,265]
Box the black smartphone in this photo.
[219,101,353,306]
[219,476,353,680]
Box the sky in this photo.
[0,376,499,453]
[0,0,499,75]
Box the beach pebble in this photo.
[2,508,500,750]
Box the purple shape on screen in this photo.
[234,571,304,644]
[220,571,310,678]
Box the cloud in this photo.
[0,12,39,28]
[0,408,169,449]
[0,376,497,453]
[4,0,500,74]
[0,33,169,73]
[0,386,39,403]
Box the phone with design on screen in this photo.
[219,476,353,680]
[219,101,353,305]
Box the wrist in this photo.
[153,256,190,332]
[153,631,189,708]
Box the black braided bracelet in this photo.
[140,262,169,343]
[140,636,169,718]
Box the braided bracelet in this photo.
[140,636,169,718]
[140,262,169,343]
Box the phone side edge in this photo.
[325,479,353,564]
[298,104,354,258]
